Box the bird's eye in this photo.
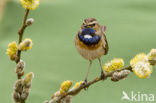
[90,23,96,27]
[83,23,86,25]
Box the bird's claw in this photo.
[101,71,106,80]
[82,79,89,90]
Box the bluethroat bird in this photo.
[74,18,109,83]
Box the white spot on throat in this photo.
[84,35,92,39]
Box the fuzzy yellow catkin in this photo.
[13,78,33,102]
[20,0,40,10]
[111,70,130,82]
[130,53,148,67]
[13,79,24,102]
[103,58,124,73]
[6,41,18,60]
[24,72,34,84]
[68,81,84,96]
[60,80,72,95]
[26,18,34,26]
[130,53,153,79]
[73,81,83,88]
[21,72,34,101]
[147,49,156,61]
[19,38,33,51]
[15,60,25,76]
[132,61,152,79]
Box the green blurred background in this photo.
[0,0,156,103]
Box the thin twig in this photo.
[16,9,30,79]
[16,9,29,63]
[14,9,30,103]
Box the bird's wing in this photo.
[101,25,107,32]
[74,30,81,46]
[100,25,109,55]
[74,32,78,46]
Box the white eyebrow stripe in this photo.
[88,21,98,25]
[83,20,98,25]
[91,21,98,24]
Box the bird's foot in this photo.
[101,71,106,80]
[84,79,87,84]
[82,79,89,90]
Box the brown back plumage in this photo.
[101,25,109,55]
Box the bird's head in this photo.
[78,18,101,45]
[81,18,100,31]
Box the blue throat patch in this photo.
[82,28,95,35]
[78,28,101,45]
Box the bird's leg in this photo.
[98,58,105,80]
[84,60,92,84]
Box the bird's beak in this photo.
[84,24,87,28]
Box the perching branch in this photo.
[46,60,156,103]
